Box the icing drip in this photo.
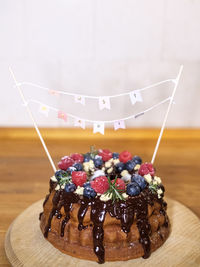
[42,183,168,263]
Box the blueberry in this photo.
[83,187,97,198]
[94,158,103,168]
[112,152,119,159]
[66,166,76,174]
[65,183,76,193]
[83,182,91,188]
[126,182,141,196]
[73,163,83,171]
[131,174,147,190]
[125,160,136,171]
[116,162,125,173]
[132,155,142,165]
[84,153,91,162]
[55,170,67,181]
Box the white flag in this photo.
[129,90,143,105]
[39,104,49,117]
[93,122,105,135]
[74,95,85,105]
[99,97,111,110]
[114,120,126,130]
[74,118,85,129]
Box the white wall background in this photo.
[0,0,200,128]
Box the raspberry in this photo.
[58,156,74,170]
[138,163,155,176]
[112,178,125,191]
[98,149,112,161]
[119,150,132,163]
[72,171,87,187]
[70,153,84,163]
[91,176,109,194]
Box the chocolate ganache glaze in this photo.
[40,180,169,264]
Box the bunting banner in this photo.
[58,110,67,122]
[114,120,126,130]
[38,104,49,117]
[93,122,105,135]
[74,117,85,129]
[74,95,85,105]
[99,96,111,110]
[129,90,143,105]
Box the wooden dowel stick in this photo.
[9,67,57,172]
[151,65,183,164]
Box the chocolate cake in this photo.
[40,148,170,263]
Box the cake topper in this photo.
[9,65,183,170]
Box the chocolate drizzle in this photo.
[41,182,168,263]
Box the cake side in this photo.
[39,148,170,263]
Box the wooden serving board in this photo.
[4,198,200,267]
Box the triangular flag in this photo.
[93,122,105,135]
[49,89,60,96]
[74,95,85,105]
[129,90,143,105]
[114,120,126,130]
[99,97,111,110]
[74,118,85,129]
[38,104,49,117]
[58,110,67,122]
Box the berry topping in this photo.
[116,162,125,173]
[98,149,112,161]
[131,174,147,190]
[83,182,91,188]
[125,160,136,171]
[65,183,76,193]
[112,178,125,191]
[119,150,132,163]
[58,156,74,170]
[126,182,141,196]
[112,152,119,159]
[83,186,97,198]
[138,163,155,176]
[132,155,142,165]
[67,166,76,174]
[73,163,83,171]
[70,153,84,163]
[94,158,103,168]
[91,176,109,194]
[55,170,67,181]
[72,171,87,187]
[83,153,92,162]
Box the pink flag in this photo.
[49,89,60,96]
[58,110,67,122]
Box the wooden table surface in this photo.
[0,128,200,266]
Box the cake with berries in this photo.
[39,148,170,263]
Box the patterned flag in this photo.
[58,110,67,122]
[49,89,60,96]
[93,122,105,135]
[74,95,85,105]
[74,118,85,129]
[38,104,49,117]
[99,97,111,110]
[129,90,143,105]
[114,120,126,130]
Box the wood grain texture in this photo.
[0,128,200,266]
[4,198,200,267]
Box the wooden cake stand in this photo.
[4,198,200,267]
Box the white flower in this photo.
[107,167,113,174]
[122,193,129,199]
[144,174,152,184]
[154,176,162,184]
[105,161,112,168]
[75,186,84,195]
[113,159,120,165]
[100,193,112,201]
[134,164,141,171]
[55,184,60,191]
[50,175,57,182]
[91,170,105,180]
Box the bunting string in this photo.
[16,78,175,110]
[27,96,172,135]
